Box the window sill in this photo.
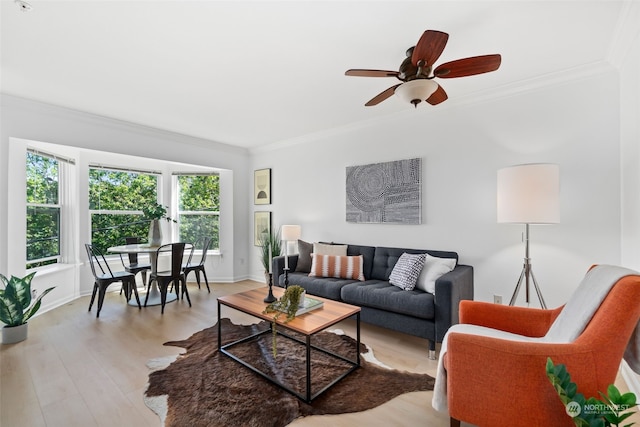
[27,263,76,277]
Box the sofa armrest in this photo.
[434,264,474,342]
[272,255,299,287]
[459,300,562,337]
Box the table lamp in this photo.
[281,225,301,289]
[497,163,560,308]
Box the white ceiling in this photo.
[0,1,634,149]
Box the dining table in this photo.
[107,243,178,307]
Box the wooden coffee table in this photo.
[217,287,361,402]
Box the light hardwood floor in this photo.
[1,280,637,427]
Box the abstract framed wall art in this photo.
[346,158,422,224]
[254,211,271,246]
[254,168,271,205]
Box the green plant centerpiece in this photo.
[546,357,637,427]
[142,203,176,222]
[143,203,176,246]
[263,285,305,357]
[0,272,55,344]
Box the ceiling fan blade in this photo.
[345,69,400,78]
[426,84,448,105]
[411,30,449,67]
[434,54,501,78]
[365,84,401,106]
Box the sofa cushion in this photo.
[295,240,313,273]
[285,271,357,300]
[416,255,457,293]
[341,280,436,320]
[371,246,459,281]
[309,254,365,281]
[346,245,376,279]
[389,252,426,290]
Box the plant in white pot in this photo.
[142,203,176,246]
[0,272,55,344]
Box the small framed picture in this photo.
[254,211,271,246]
[254,168,271,205]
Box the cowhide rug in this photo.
[144,318,434,427]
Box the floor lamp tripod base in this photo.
[508,260,547,309]
[508,224,547,309]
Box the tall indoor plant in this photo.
[258,227,282,283]
[142,203,176,246]
[0,272,55,344]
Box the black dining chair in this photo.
[85,244,141,318]
[119,236,151,296]
[183,236,212,293]
[146,243,191,314]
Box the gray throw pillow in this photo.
[389,252,427,291]
[295,240,313,273]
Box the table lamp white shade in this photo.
[281,225,302,242]
[281,225,301,270]
[497,163,560,224]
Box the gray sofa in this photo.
[272,243,474,358]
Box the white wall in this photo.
[0,94,252,312]
[250,70,622,309]
[620,13,640,270]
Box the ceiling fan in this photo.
[345,30,501,107]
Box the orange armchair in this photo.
[442,270,640,427]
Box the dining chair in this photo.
[85,244,141,318]
[119,236,151,297]
[183,236,212,293]
[146,242,191,314]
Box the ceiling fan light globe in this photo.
[394,80,438,107]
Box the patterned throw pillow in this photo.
[389,253,427,291]
[309,254,365,281]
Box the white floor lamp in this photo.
[497,163,560,309]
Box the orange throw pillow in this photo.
[309,254,365,281]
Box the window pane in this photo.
[26,206,60,261]
[89,168,159,252]
[178,175,219,211]
[27,152,59,204]
[89,169,158,210]
[179,214,219,249]
[91,214,149,254]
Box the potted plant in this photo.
[142,203,176,246]
[546,357,637,426]
[0,272,55,344]
[263,285,305,357]
[258,228,282,284]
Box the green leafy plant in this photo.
[142,203,176,222]
[0,272,56,327]
[263,285,305,357]
[546,357,637,427]
[258,227,282,273]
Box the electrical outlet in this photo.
[31,289,37,299]
[493,294,503,305]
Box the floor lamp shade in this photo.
[497,163,560,224]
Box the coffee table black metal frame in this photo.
[217,296,360,403]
